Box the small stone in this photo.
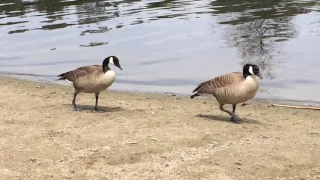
[165,92,176,96]
[29,158,37,162]
[127,141,138,144]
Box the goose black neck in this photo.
[243,72,249,79]
[102,65,111,73]
[102,58,110,73]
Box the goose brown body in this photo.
[58,56,122,111]
[192,72,260,104]
[191,64,262,123]
[58,65,115,93]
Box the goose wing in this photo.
[192,72,244,94]
[58,65,102,82]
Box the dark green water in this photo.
[0,0,320,102]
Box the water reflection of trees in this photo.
[222,17,285,80]
[1,0,196,31]
[1,0,318,41]
[76,1,116,25]
[1,0,135,31]
[210,0,315,79]
[0,0,27,17]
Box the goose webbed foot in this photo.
[73,105,82,111]
[230,114,243,123]
[93,106,104,112]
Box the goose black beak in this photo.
[116,64,123,70]
[257,72,263,79]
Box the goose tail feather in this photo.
[57,71,71,80]
[190,93,199,99]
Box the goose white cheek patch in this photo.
[109,57,114,65]
[249,66,254,75]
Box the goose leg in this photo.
[72,92,81,111]
[93,93,102,112]
[231,104,242,123]
[219,105,242,123]
[219,105,232,116]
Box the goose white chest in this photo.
[244,75,260,88]
[101,70,116,87]
[241,75,260,99]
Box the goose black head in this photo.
[243,64,263,79]
[102,56,122,72]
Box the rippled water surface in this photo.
[1,0,320,102]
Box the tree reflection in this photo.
[0,0,26,17]
[76,1,115,25]
[0,0,318,43]
[210,0,316,79]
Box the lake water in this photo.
[1,0,320,103]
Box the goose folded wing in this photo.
[193,72,244,94]
[64,65,102,81]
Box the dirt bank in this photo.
[0,77,319,179]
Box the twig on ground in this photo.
[272,104,320,110]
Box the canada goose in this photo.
[190,64,263,123]
[58,56,122,112]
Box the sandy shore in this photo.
[0,77,319,180]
